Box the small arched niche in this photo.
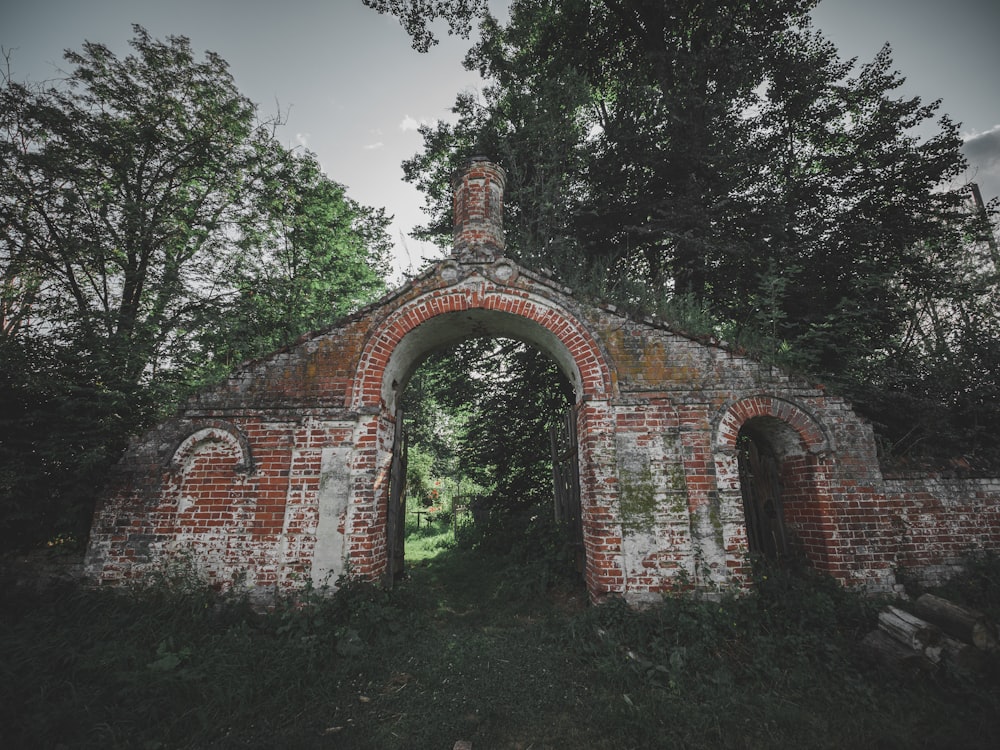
[736,413,836,571]
[717,397,836,577]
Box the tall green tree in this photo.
[199,146,390,376]
[0,27,264,404]
[377,0,996,463]
[0,28,391,545]
[747,35,975,376]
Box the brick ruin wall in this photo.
[883,474,1000,586]
[83,258,1000,603]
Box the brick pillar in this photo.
[452,156,506,260]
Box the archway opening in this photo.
[737,418,793,565]
[393,335,587,609]
[735,413,834,575]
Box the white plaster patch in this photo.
[312,435,360,588]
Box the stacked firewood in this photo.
[862,594,998,678]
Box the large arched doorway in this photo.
[343,278,621,600]
[391,336,580,598]
[372,308,592,588]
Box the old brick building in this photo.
[85,158,1000,603]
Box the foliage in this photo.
[388,0,1000,466]
[400,346,476,488]
[0,339,133,544]
[396,335,577,594]
[404,514,457,563]
[3,548,1000,748]
[460,339,573,511]
[362,0,490,52]
[1,28,260,396]
[400,336,573,522]
[0,28,390,548]
[198,146,391,378]
[929,551,1000,622]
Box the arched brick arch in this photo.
[347,278,615,411]
[714,395,831,456]
[342,276,624,596]
[711,395,838,581]
[169,422,254,474]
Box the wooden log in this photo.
[913,593,998,652]
[878,605,942,651]
[861,630,938,677]
[940,634,988,677]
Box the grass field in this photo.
[2,520,999,749]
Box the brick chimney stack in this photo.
[452,156,506,260]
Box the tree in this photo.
[400,338,572,518]
[198,146,391,377]
[459,339,573,511]
[746,35,976,377]
[362,0,490,52]
[0,28,391,546]
[383,0,996,464]
[0,27,265,407]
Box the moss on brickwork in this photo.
[708,495,724,547]
[667,468,689,516]
[659,434,689,516]
[619,464,658,533]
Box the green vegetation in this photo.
[401,337,574,526]
[0,27,391,549]
[3,544,1000,749]
[404,514,459,564]
[376,0,1000,469]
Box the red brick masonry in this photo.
[84,159,1000,602]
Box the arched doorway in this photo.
[376,316,587,589]
[715,397,835,578]
[343,280,621,599]
[737,420,790,563]
[390,336,579,593]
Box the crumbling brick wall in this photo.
[84,158,1000,602]
[883,474,1000,586]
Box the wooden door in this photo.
[385,409,408,587]
[737,433,788,562]
[550,406,585,574]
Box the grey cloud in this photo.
[962,126,1000,202]
[963,126,1000,165]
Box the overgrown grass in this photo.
[2,547,999,749]
[404,514,457,564]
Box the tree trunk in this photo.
[913,593,998,653]
[878,605,942,658]
[861,630,939,677]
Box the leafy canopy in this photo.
[372,0,999,466]
[0,27,391,546]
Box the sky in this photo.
[3,0,999,281]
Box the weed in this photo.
[2,550,999,748]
